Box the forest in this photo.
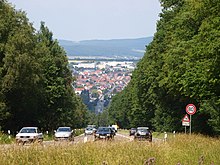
[0,0,88,133]
[107,0,220,135]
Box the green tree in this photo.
[0,1,88,132]
[36,22,87,130]
[108,0,220,135]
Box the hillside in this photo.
[59,37,153,58]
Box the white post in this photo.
[8,130,11,139]
[164,132,167,142]
[190,115,192,135]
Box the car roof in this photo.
[58,127,71,129]
[21,127,38,129]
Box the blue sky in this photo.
[8,0,161,41]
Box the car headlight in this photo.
[107,134,110,136]
[96,134,99,136]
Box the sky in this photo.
[8,0,162,41]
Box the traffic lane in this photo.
[0,133,150,149]
[115,133,162,143]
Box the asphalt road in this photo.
[0,133,158,149]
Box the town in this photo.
[68,58,136,113]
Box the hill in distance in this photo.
[58,37,153,59]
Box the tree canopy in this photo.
[107,0,220,135]
[0,1,88,132]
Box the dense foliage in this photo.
[107,0,220,135]
[0,1,88,133]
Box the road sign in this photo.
[182,114,190,122]
[182,114,190,126]
[186,104,196,115]
[182,121,190,126]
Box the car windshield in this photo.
[57,127,71,132]
[20,128,36,133]
[86,127,93,131]
[137,128,149,132]
[97,127,110,132]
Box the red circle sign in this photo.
[186,104,196,115]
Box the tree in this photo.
[0,1,88,132]
[108,0,220,135]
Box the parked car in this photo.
[129,128,137,136]
[84,127,94,135]
[16,127,43,145]
[54,127,74,141]
[94,127,115,140]
[134,127,152,142]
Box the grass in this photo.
[152,132,175,139]
[0,134,219,164]
[0,132,14,144]
[117,129,129,135]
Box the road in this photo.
[0,132,162,151]
[0,132,143,150]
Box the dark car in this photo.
[94,127,115,140]
[129,128,137,136]
[134,127,152,142]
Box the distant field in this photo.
[0,134,219,165]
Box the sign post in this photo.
[186,104,196,134]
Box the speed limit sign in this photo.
[186,104,196,115]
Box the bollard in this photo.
[8,130,11,139]
[164,132,167,142]
[84,136,88,143]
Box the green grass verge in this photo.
[0,133,14,144]
[0,134,219,164]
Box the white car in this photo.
[84,127,94,135]
[54,127,74,141]
[16,127,43,145]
